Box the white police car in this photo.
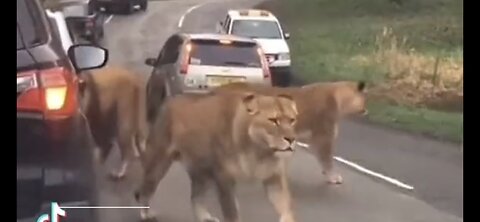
[218,9,292,86]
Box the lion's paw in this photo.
[323,171,343,184]
[140,209,156,222]
[108,170,126,181]
[203,218,220,222]
[279,214,296,222]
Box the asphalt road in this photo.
[86,0,464,221]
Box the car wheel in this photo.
[140,0,148,11]
[282,70,292,87]
[124,2,134,14]
[99,28,104,39]
[90,33,100,45]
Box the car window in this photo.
[17,27,25,50]
[17,0,48,50]
[189,40,261,68]
[231,20,282,39]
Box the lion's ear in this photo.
[277,94,298,115]
[357,81,366,93]
[242,93,259,115]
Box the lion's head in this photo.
[332,81,368,116]
[239,93,298,156]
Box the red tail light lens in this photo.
[180,43,192,74]
[257,47,271,79]
[17,67,78,119]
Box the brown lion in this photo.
[79,66,148,180]
[212,81,368,184]
[134,91,299,222]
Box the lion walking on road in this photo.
[135,91,299,222]
[213,81,368,184]
[79,66,148,180]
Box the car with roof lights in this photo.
[218,9,292,86]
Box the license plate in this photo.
[207,76,246,87]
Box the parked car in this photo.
[59,0,105,44]
[17,0,108,221]
[96,0,148,14]
[218,9,292,86]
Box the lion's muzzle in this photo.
[360,109,368,116]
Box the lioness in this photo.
[134,91,299,222]
[79,66,147,179]
[212,81,368,184]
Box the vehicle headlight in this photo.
[278,53,290,61]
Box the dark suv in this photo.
[96,0,148,14]
[17,0,107,221]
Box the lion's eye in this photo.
[289,118,296,124]
[268,118,279,125]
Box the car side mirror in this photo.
[68,44,108,71]
[145,58,157,67]
[284,32,290,40]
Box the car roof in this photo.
[183,33,258,44]
[227,9,278,21]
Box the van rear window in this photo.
[189,40,261,68]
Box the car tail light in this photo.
[180,43,192,74]
[257,47,271,79]
[17,67,79,119]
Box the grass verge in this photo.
[256,0,463,142]
[367,102,463,142]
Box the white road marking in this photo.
[178,3,208,28]
[105,15,114,24]
[295,142,415,190]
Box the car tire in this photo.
[99,28,104,38]
[90,32,101,45]
[282,70,292,87]
[272,68,292,87]
[124,2,134,14]
[140,0,148,11]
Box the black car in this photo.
[17,0,108,221]
[96,0,148,14]
[60,0,105,43]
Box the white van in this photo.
[218,9,292,86]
